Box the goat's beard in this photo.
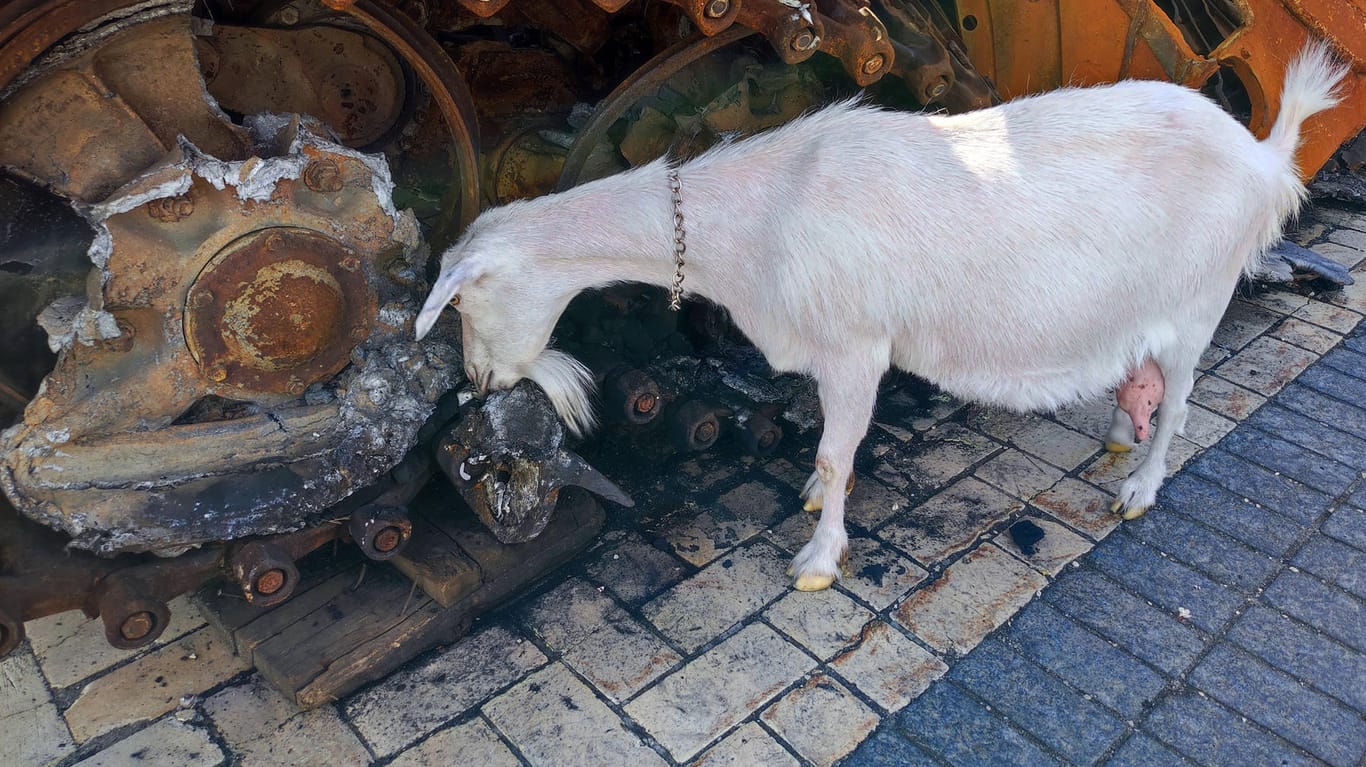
[526,348,597,439]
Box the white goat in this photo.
[417,43,1346,591]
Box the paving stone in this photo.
[763,588,873,660]
[1079,436,1201,488]
[664,506,770,567]
[1326,276,1366,314]
[1262,569,1365,653]
[1218,427,1360,495]
[1155,473,1305,556]
[1087,532,1242,633]
[992,515,1092,576]
[1308,240,1366,271]
[484,662,667,767]
[1030,477,1120,540]
[1189,374,1266,419]
[1325,222,1366,248]
[1272,316,1345,354]
[1244,288,1311,315]
[1189,644,1366,765]
[766,508,817,553]
[1042,569,1204,676]
[584,531,689,606]
[946,637,1126,764]
[1292,534,1365,598]
[1322,504,1366,549]
[1005,418,1100,471]
[1244,403,1366,467]
[0,651,76,766]
[523,579,680,702]
[642,541,790,653]
[1228,603,1365,711]
[389,717,518,767]
[1215,336,1319,395]
[676,456,738,491]
[1291,297,1362,333]
[840,536,930,610]
[1277,381,1366,435]
[1321,346,1366,379]
[1145,691,1318,767]
[830,621,946,713]
[27,595,207,690]
[841,728,942,767]
[762,457,811,495]
[1106,732,1197,767]
[624,624,815,762]
[692,722,798,767]
[1177,404,1237,448]
[63,626,247,744]
[71,716,222,767]
[1048,399,1117,442]
[761,674,879,767]
[204,674,370,767]
[344,625,546,757]
[973,449,1065,502]
[893,543,1047,655]
[879,478,1021,565]
[1188,449,1331,525]
[895,681,1063,767]
[1297,363,1366,406]
[1213,299,1282,350]
[1004,601,1165,719]
[1124,506,1279,590]
[905,423,999,488]
[844,478,914,529]
[1196,342,1231,371]
[1313,206,1366,232]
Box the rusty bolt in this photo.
[147,195,194,223]
[279,6,300,24]
[119,611,155,641]
[374,526,403,553]
[303,159,344,193]
[862,54,885,75]
[705,0,729,18]
[791,30,818,52]
[340,255,361,272]
[287,380,305,396]
[927,80,949,100]
[189,289,214,309]
[207,363,229,383]
[100,320,135,353]
[695,420,718,444]
[635,392,658,415]
[255,568,287,595]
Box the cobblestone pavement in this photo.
[2,205,1364,767]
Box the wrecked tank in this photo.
[1,0,1363,699]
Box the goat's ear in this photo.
[415,257,484,340]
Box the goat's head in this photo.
[415,227,596,437]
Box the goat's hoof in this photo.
[1105,440,1133,454]
[803,497,822,513]
[793,572,836,591]
[1110,497,1150,520]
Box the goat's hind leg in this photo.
[790,357,884,591]
[1112,352,1196,520]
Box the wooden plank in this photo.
[390,513,481,608]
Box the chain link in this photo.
[667,169,687,311]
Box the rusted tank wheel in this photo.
[0,602,23,657]
[737,413,783,456]
[671,399,722,452]
[349,504,413,561]
[231,541,299,607]
[605,368,663,425]
[96,579,171,651]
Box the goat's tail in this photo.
[1244,40,1349,279]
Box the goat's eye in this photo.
[450,294,461,308]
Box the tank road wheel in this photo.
[0,1,476,558]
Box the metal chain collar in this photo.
[667,168,687,311]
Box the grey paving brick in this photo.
[1292,534,1365,598]
[1213,299,1282,350]
[1030,477,1120,541]
[642,541,790,653]
[1243,404,1366,468]
[1292,297,1362,334]
[1217,428,1359,495]
[1188,449,1331,525]
[842,728,943,767]
[521,578,681,702]
[1005,418,1100,471]
[584,531,688,606]
[1145,692,1319,767]
[1321,346,1366,379]
[1262,569,1366,653]
[0,651,76,767]
[1178,404,1238,448]
[1296,363,1366,406]
[946,637,1126,764]
[1004,601,1166,719]
[992,515,1094,576]
[1190,374,1266,420]
[204,674,371,767]
[1322,504,1366,549]
[1215,335,1318,395]
[761,674,879,767]
[484,662,668,767]
[1042,569,1205,676]
[1189,644,1366,765]
[973,449,1065,503]
[1271,316,1345,355]
[1155,473,1304,556]
[1124,507,1279,590]
[830,621,947,713]
[389,718,519,767]
[845,477,915,530]
[895,682,1063,767]
[71,716,222,767]
[1276,381,1366,436]
[1087,532,1243,633]
[624,624,815,762]
[879,478,1021,564]
[841,535,930,610]
[905,423,1000,487]
[1227,603,1365,711]
[1104,732,1195,767]
[763,587,874,661]
[693,722,799,767]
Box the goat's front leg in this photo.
[790,357,885,591]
